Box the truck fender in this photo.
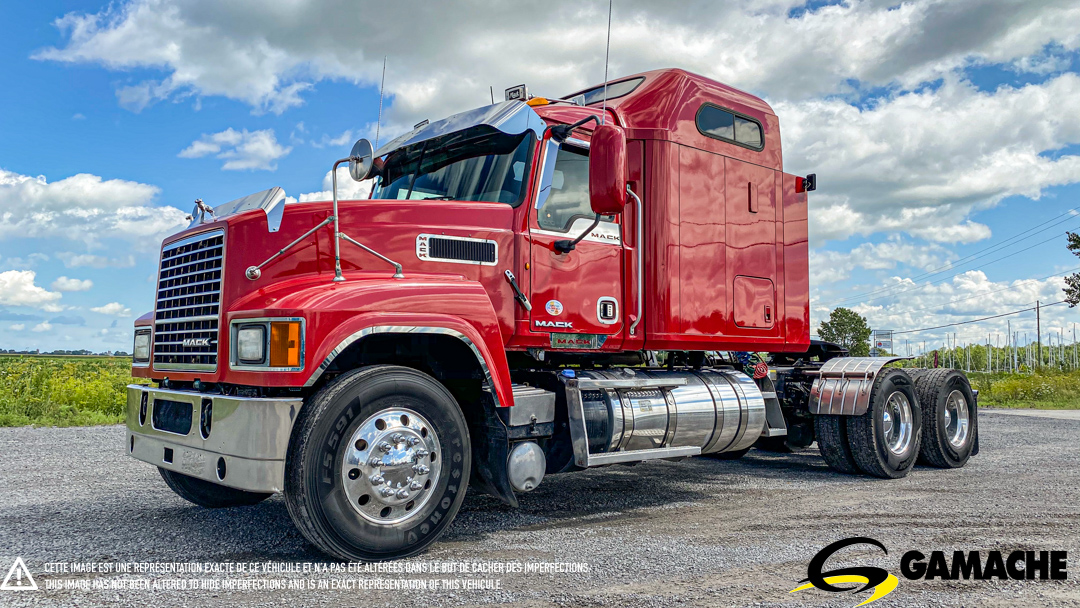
[808,357,910,416]
[302,312,514,409]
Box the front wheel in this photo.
[284,365,471,562]
[158,468,272,508]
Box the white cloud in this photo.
[179,128,291,170]
[0,168,187,248]
[9,324,25,331]
[57,253,138,268]
[0,271,63,312]
[810,239,952,285]
[91,302,132,317]
[781,73,1080,244]
[51,276,94,292]
[1,253,49,270]
[33,1,1080,245]
[32,321,53,333]
[33,0,1080,118]
[816,269,1072,350]
[296,165,373,203]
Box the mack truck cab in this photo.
[127,69,978,561]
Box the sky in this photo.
[1,0,1080,354]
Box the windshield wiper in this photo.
[422,195,455,200]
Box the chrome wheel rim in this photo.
[341,408,441,525]
[944,390,971,449]
[881,391,913,457]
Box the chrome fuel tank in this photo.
[574,368,766,456]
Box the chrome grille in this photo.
[154,230,224,370]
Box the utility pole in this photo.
[1036,300,1042,368]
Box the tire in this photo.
[911,368,977,468]
[846,368,922,479]
[284,365,471,562]
[814,415,860,474]
[158,468,272,508]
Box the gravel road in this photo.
[1,409,1078,607]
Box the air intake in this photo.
[416,234,498,266]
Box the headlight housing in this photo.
[236,325,267,364]
[133,330,151,364]
[231,318,304,370]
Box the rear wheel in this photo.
[911,369,976,468]
[284,365,471,562]
[846,369,922,479]
[815,415,860,474]
[158,468,272,508]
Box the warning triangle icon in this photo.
[1,557,37,591]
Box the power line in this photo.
[877,265,1080,316]
[828,227,1078,308]
[892,301,1066,335]
[825,208,1080,307]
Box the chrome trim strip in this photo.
[304,326,501,406]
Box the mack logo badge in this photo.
[550,333,607,350]
[535,320,573,329]
[182,338,212,347]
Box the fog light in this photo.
[269,321,301,368]
[237,325,266,364]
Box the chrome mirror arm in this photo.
[332,156,404,281]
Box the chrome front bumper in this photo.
[125,385,302,493]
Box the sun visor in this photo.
[374,100,546,158]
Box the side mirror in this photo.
[588,125,628,215]
[348,139,375,181]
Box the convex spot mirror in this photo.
[588,124,628,215]
[349,138,375,181]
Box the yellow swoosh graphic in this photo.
[789,574,899,606]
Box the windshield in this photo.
[372,126,532,206]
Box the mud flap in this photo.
[466,406,519,507]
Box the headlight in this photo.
[236,325,266,364]
[133,330,151,363]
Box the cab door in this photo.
[529,141,625,350]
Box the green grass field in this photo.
[0,355,149,427]
[0,355,1077,427]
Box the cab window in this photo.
[537,146,590,232]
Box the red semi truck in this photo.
[127,69,978,561]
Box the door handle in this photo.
[504,270,532,311]
[764,304,772,323]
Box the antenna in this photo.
[490,86,495,104]
[600,0,613,125]
[374,56,387,150]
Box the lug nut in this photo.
[369,474,384,486]
[379,441,393,453]
[415,449,429,458]
[413,464,430,475]
[408,436,421,447]
[379,487,395,498]
[369,457,382,467]
[391,433,405,443]
[409,481,423,491]
[396,488,410,499]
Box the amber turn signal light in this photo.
[269,321,301,367]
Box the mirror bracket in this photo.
[549,115,600,143]
[554,214,602,254]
